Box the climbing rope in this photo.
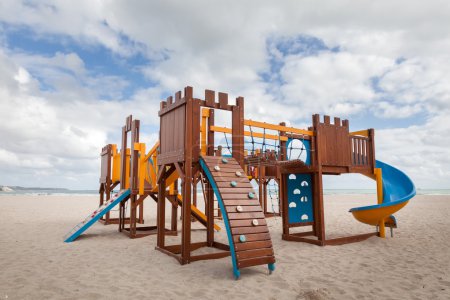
[223,132,232,155]
[267,179,279,214]
[262,128,266,154]
[248,125,255,155]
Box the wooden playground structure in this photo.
[64,85,414,279]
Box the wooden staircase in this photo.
[200,156,275,277]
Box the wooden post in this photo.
[278,122,287,216]
[171,179,178,232]
[157,167,166,248]
[312,114,325,244]
[207,109,215,156]
[129,120,140,237]
[181,88,194,264]
[232,96,245,167]
[281,172,289,237]
[263,180,268,215]
[368,129,376,171]
[120,125,127,190]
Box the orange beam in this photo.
[210,125,289,141]
[244,119,314,136]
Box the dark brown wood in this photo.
[229,219,267,227]
[218,92,228,109]
[323,232,377,246]
[232,232,271,243]
[234,240,272,252]
[222,200,261,207]
[238,256,275,269]
[231,226,269,235]
[205,89,215,107]
[157,166,166,248]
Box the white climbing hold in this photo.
[289,202,296,208]
[236,205,243,212]
[235,171,242,177]
[301,214,309,220]
[252,219,259,226]
[214,165,221,171]
[289,174,296,180]
[293,189,301,195]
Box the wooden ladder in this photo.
[201,156,276,275]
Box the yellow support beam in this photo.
[111,144,120,183]
[244,119,314,136]
[144,141,160,161]
[200,108,209,156]
[176,194,221,231]
[374,167,386,238]
[350,130,369,137]
[134,143,147,195]
[210,125,289,141]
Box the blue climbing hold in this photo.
[230,181,237,187]
[222,158,228,164]
[239,235,246,243]
[248,192,255,199]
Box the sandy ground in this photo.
[1,194,449,300]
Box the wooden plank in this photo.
[202,156,240,165]
[221,194,259,200]
[281,234,323,245]
[209,166,244,172]
[207,172,246,177]
[231,226,269,235]
[235,248,273,260]
[232,232,271,243]
[244,119,314,136]
[216,181,253,188]
[190,251,230,261]
[229,218,266,227]
[219,187,255,193]
[214,177,249,183]
[237,256,275,269]
[222,199,261,205]
[192,99,201,161]
[324,232,377,246]
[226,206,262,213]
[234,240,272,251]
[205,90,215,107]
[218,92,228,109]
[227,212,265,220]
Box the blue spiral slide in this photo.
[350,160,416,227]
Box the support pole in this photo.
[157,167,167,248]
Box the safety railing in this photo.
[349,130,375,170]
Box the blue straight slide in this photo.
[349,160,416,226]
[64,189,131,242]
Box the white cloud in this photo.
[0,1,449,189]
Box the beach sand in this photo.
[1,194,449,299]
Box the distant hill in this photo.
[1,186,69,191]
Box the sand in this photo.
[1,194,449,300]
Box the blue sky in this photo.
[0,1,449,189]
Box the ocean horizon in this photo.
[1,188,449,196]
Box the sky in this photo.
[0,0,449,190]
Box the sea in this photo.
[0,188,449,196]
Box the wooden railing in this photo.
[349,129,375,171]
